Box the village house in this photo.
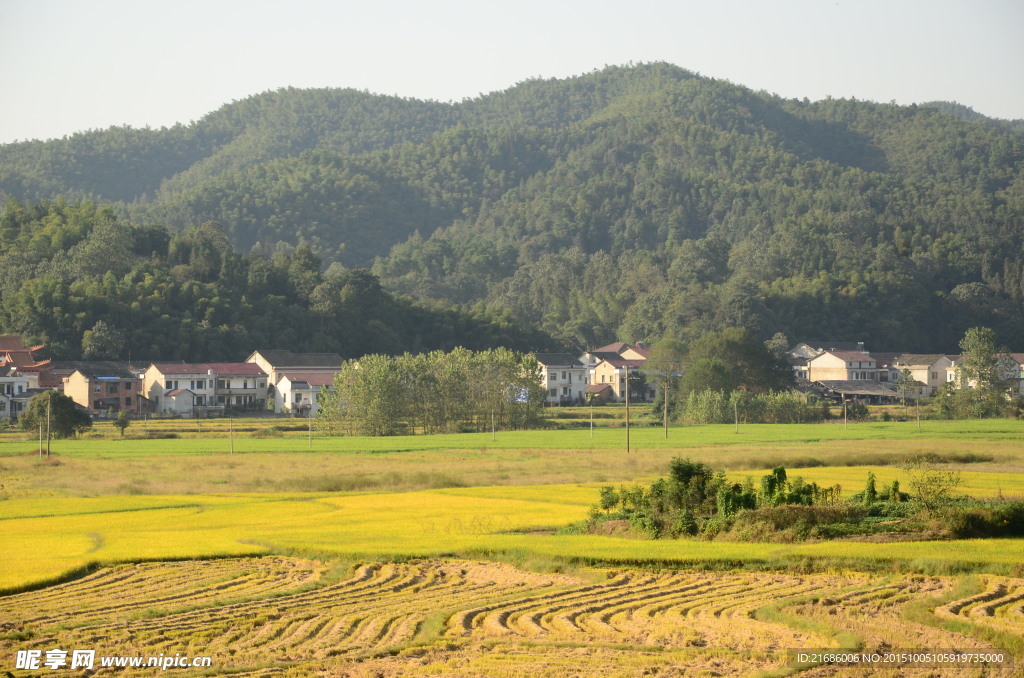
[1,368,39,398]
[274,372,335,416]
[588,358,652,402]
[245,350,342,386]
[535,353,587,405]
[805,349,882,382]
[63,362,149,416]
[892,354,955,397]
[245,350,341,414]
[0,392,9,421]
[144,363,269,417]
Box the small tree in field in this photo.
[19,392,92,440]
[114,411,131,437]
[901,458,962,513]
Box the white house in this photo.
[245,350,341,386]
[275,372,335,416]
[0,392,10,421]
[1,369,39,398]
[535,353,588,405]
[892,354,954,396]
[144,363,269,417]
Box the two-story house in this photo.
[275,372,335,416]
[63,362,148,416]
[245,350,341,413]
[589,358,651,402]
[806,350,882,382]
[535,353,587,405]
[144,363,269,417]
[892,354,954,397]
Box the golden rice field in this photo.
[1,557,1020,677]
[2,421,1024,675]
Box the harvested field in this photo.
[2,558,1018,677]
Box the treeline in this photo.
[2,63,1024,351]
[677,390,831,425]
[315,347,546,436]
[0,199,558,360]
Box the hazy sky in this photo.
[1,0,1021,143]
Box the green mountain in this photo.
[1,63,1022,353]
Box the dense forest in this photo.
[1,63,1022,354]
[0,200,554,360]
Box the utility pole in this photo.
[45,392,51,458]
[308,406,313,449]
[229,418,234,454]
[625,367,631,454]
[663,381,669,439]
[590,404,594,439]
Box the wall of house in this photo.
[540,365,587,404]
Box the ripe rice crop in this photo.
[1,558,1019,677]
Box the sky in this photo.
[1,0,1021,144]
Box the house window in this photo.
[931,371,938,379]
[107,384,119,394]
[165,380,177,390]
[93,384,101,392]
[125,397,132,407]
[0,401,6,411]
[561,371,567,380]
[549,374,556,381]
[549,388,557,397]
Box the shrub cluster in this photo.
[590,459,837,539]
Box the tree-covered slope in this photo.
[1,63,1022,353]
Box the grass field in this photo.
[2,419,1024,675]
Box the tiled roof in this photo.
[150,363,267,376]
[279,372,336,387]
[164,388,195,397]
[815,381,899,396]
[893,354,948,367]
[249,350,342,367]
[535,353,583,367]
[0,336,30,351]
[600,359,646,368]
[823,350,875,362]
[67,361,143,379]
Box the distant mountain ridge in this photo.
[1,63,1023,352]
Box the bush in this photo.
[945,502,1024,538]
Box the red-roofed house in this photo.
[0,336,51,388]
[143,362,269,416]
[589,358,654,402]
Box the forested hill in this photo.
[1,62,1023,353]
